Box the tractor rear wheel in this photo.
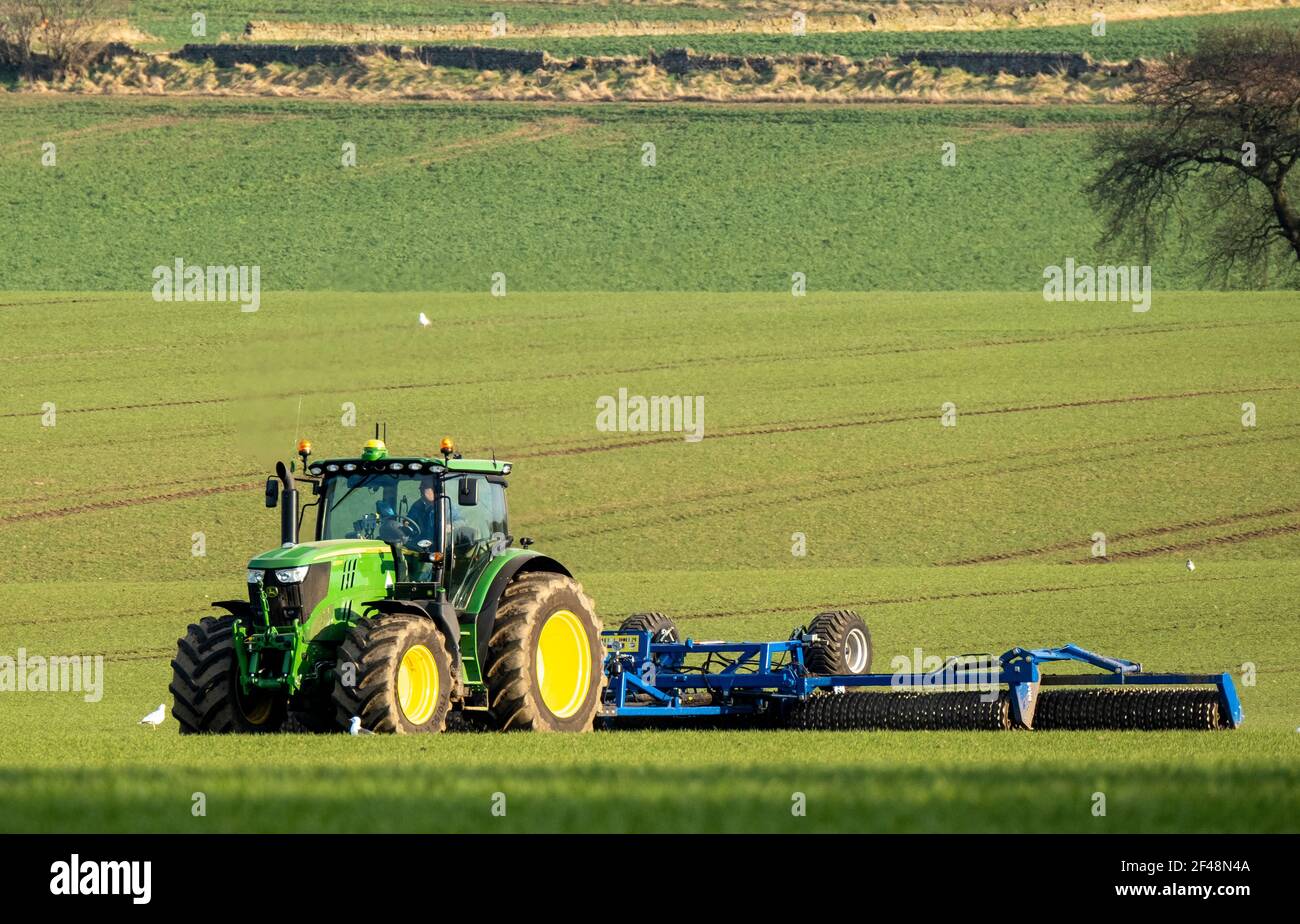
[805,610,873,675]
[332,614,455,734]
[618,612,679,643]
[170,614,286,734]
[486,572,605,731]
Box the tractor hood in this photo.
[248,539,391,569]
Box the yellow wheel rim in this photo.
[241,692,273,725]
[397,644,440,725]
[536,609,592,719]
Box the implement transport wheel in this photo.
[805,610,873,675]
[487,572,605,731]
[619,612,679,643]
[171,614,286,734]
[332,613,454,733]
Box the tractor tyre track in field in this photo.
[1073,522,1300,562]
[549,428,1300,542]
[7,318,1294,419]
[0,395,234,419]
[9,470,264,512]
[617,573,1256,623]
[8,610,156,629]
[540,421,1300,527]
[942,505,1300,566]
[514,384,1300,459]
[7,420,1293,529]
[0,481,258,526]
[104,649,174,664]
[542,421,1300,527]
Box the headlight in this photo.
[274,566,310,584]
[246,569,263,583]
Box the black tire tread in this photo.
[485,572,605,732]
[804,610,872,675]
[170,614,285,734]
[330,613,454,733]
[618,611,679,643]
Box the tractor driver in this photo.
[400,476,441,582]
[408,475,439,544]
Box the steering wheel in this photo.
[379,514,421,543]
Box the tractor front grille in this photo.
[249,563,331,626]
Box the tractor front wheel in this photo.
[486,572,605,731]
[170,615,286,734]
[331,614,455,733]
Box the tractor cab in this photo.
[298,438,511,604]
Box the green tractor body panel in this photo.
[242,539,393,693]
[231,442,567,710]
[249,539,391,569]
[460,547,528,613]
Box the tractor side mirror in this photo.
[265,477,279,508]
[458,477,478,507]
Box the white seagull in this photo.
[418,312,431,327]
[348,716,375,736]
[1186,559,1196,572]
[139,704,166,728]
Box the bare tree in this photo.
[0,0,123,77]
[0,1,42,73]
[36,0,123,75]
[1087,26,1300,286]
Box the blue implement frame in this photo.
[599,633,1243,729]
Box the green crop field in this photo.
[1,88,1298,833]
[1,97,1281,291]
[2,283,1298,832]
[478,8,1300,59]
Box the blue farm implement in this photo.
[599,610,1242,732]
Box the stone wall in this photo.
[653,47,1116,78]
[176,44,402,67]
[413,46,547,71]
[896,50,1096,77]
[9,41,1142,81]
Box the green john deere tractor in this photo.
[169,435,604,734]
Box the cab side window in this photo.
[447,476,510,607]
[447,476,509,548]
[484,480,508,550]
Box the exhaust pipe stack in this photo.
[276,461,298,546]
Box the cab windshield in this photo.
[319,473,429,542]
[315,468,510,599]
